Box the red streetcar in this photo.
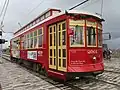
[10,8,104,81]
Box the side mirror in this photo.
[103,32,111,40]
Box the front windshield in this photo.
[87,26,96,46]
[70,25,85,47]
[69,19,102,48]
[69,20,85,47]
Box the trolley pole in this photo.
[0,35,2,57]
[0,25,3,58]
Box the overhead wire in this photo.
[1,0,9,24]
[26,0,44,16]
[0,0,9,33]
[0,0,7,19]
[19,0,44,27]
[80,0,101,10]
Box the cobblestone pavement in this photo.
[0,57,60,90]
[1,56,120,90]
[104,58,120,69]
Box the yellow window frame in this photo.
[86,21,97,47]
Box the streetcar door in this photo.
[48,21,67,72]
[57,21,67,72]
[49,25,57,69]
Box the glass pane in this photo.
[50,58,52,65]
[27,34,29,38]
[30,32,33,37]
[54,58,56,65]
[59,32,61,46]
[59,25,61,31]
[34,37,37,48]
[50,27,52,33]
[59,59,61,66]
[54,33,56,46]
[87,27,96,46]
[30,38,33,48]
[39,29,42,35]
[63,59,66,67]
[63,49,66,57]
[50,34,52,46]
[70,26,84,46]
[59,49,61,57]
[54,49,56,57]
[62,23,66,30]
[62,31,66,45]
[34,31,37,36]
[38,35,42,47]
[54,26,56,32]
[98,30,102,46]
[50,49,52,56]
[27,39,29,48]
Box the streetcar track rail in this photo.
[2,54,120,89]
[2,54,84,90]
[88,76,120,88]
[104,69,120,74]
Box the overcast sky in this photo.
[0,0,120,49]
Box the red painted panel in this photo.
[68,62,104,72]
[68,48,103,72]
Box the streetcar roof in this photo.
[13,9,103,38]
[67,10,102,19]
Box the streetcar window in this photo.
[62,23,66,30]
[30,38,33,48]
[87,27,96,46]
[38,28,43,47]
[38,35,42,47]
[62,31,66,45]
[27,33,29,38]
[59,59,61,66]
[59,25,61,31]
[12,38,20,50]
[27,39,29,48]
[30,32,33,48]
[34,31,37,36]
[54,58,56,65]
[63,59,66,67]
[54,33,56,46]
[34,37,37,48]
[98,29,102,46]
[33,30,38,48]
[23,35,26,49]
[59,49,61,57]
[63,49,66,57]
[50,27,52,33]
[50,34,52,46]
[54,49,56,57]
[50,58,52,65]
[50,49,52,56]
[70,26,84,46]
[59,32,61,46]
